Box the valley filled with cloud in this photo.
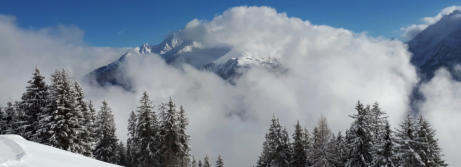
[1,5,460,166]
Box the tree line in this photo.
[0,68,224,167]
[256,102,447,167]
[0,68,448,167]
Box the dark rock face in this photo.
[409,10,461,81]
[407,10,461,112]
[86,54,134,90]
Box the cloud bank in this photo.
[101,6,417,166]
[419,68,461,166]
[0,14,125,104]
[401,6,461,41]
[0,6,423,166]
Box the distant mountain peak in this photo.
[137,43,152,54]
[87,31,284,89]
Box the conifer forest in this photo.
[0,68,447,167]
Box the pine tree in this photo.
[370,103,386,137]
[126,111,138,167]
[3,102,19,134]
[372,121,397,167]
[0,106,5,134]
[13,101,27,137]
[37,70,85,154]
[395,114,423,167]
[334,131,348,166]
[135,92,159,167]
[257,140,271,167]
[94,101,120,164]
[345,102,373,167]
[191,157,197,167]
[216,155,224,167]
[203,156,211,167]
[369,103,388,161]
[415,116,447,167]
[291,121,307,167]
[158,98,182,167]
[73,81,94,157]
[178,105,191,166]
[303,128,313,166]
[18,68,48,140]
[88,101,99,150]
[256,116,292,167]
[117,141,128,166]
[310,116,338,167]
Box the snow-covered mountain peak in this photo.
[157,33,187,54]
[237,56,278,66]
[137,43,152,54]
[88,31,284,89]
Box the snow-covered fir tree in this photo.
[158,98,183,167]
[88,101,99,150]
[369,103,388,160]
[94,101,120,164]
[345,102,373,167]
[216,155,224,167]
[0,106,4,134]
[203,156,211,167]
[126,110,138,167]
[303,128,313,166]
[12,101,27,137]
[2,102,20,134]
[256,116,292,167]
[310,116,339,167]
[372,121,397,167]
[36,70,86,154]
[18,68,48,140]
[414,115,447,167]
[394,114,423,167]
[291,121,307,167]
[178,105,191,166]
[73,81,94,157]
[117,141,128,166]
[191,157,197,167]
[334,131,348,165]
[135,92,159,167]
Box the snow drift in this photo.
[0,135,119,167]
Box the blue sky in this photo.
[2,0,460,47]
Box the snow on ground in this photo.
[0,135,120,167]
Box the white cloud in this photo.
[0,6,421,166]
[0,14,124,104]
[401,6,461,41]
[419,69,461,166]
[104,6,417,166]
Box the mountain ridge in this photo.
[409,10,461,81]
[87,33,282,89]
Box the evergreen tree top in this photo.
[216,155,224,167]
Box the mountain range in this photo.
[88,9,461,93]
[86,33,283,89]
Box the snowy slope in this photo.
[409,10,461,81]
[0,135,120,167]
[202,56,283,82]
